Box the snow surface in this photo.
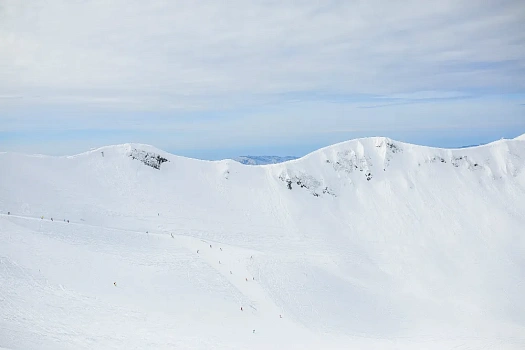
[1,137,525,349]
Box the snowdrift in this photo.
[1,136,525,349]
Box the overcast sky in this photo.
[1,0,524,158]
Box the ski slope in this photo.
[1,135,525,349]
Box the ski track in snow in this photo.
[1,136,525,349]
[0,214,308,350]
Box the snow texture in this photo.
[1,137,525,349]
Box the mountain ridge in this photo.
[3,133,525,162]
[1,134,525,349]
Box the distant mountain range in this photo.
[232,155,299,165]
[457,143,485,149]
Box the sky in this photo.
[1,0,525,159]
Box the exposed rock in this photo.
[128,149,169,170]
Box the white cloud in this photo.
[1,0,524,111]
[376,91,471,100]
[1,0,524,157]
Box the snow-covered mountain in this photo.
[233,155,299,165]
[1,135,525,350]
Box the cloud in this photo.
[377,91,471,100]
[1,1,524,157]
[1,0,524,111]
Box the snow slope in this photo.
[1,136,525,349]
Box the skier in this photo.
[240,307,243,311]
[114,282,117,287]
[7,211,9,215]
